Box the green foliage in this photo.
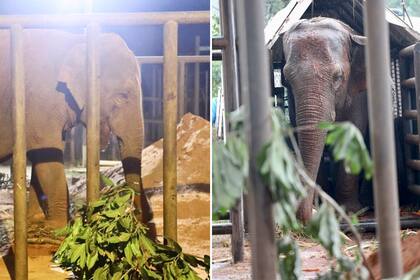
[258,108,306,230]
[387,0,420,17]
[53,185,209,280]
[320,122,373,180]
[265,0,290,22]
[212,107,248,214]
[212,105,373,279]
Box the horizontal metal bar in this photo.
[212,51,222,61]
[341,217,420,233]
[217,218,420,234]
[407,159,420,171]
[403,109,417,119]
[0,11,209,27]
[405,133,420,145]
[212,37,228,50]
[213,223,232,235]
[400,44,416,58]
[408,184,420,196]
[402,77,416,88]
[137,55,210,64]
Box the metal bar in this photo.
[220,0,243,263]
[403,109,417,119]
[235,0,277,278]
[363,1,403,277]
[402,77,416,88]
[212,37,228,50]
[0,11,209,27]
[11,23,28,280]
[163,20,178,241]
[415,44,420,159]
[213,223,232,235]
[405,133,420,145]
[194,36,201,115]
[341,217,420,233]
[86,23,101,203]
[407,159,420,171]
[136,55,210,64]
[212,51,222,61]
[178,62,186,121]
[400,44,416,58]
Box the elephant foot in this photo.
[45,217,68,230]
[341,200,363,214]
[146,221,157,241]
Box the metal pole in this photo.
[163,20,178,241]
[220,0,244,263]
[11,23,28,280]
[178,62,186,121]
[194,36,200,115]
[363,1,403,278]
[235,0,277,278]
[86,23,101,203]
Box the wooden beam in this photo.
[0,11,209,27]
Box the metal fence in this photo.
[1,11,209,279]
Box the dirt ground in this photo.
[212,230,420,279]
[0,113,210,279]
[212,231,381,279]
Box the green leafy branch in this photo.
[54,185,209,280]
[212,105,373,279]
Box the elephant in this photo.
[280,17,368,223]
[0,29,155,235]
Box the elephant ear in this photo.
[349,34,367,95]
[57,43,87,112]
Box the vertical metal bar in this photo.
[178,62,186,121]
[194,36,200,115]
[363,1,403,278]
[415,44,420,144]
[11,23,28,280]
[86,22,101,203]
[235,0,277,278]
[220,0,244,263]
[163,20,178,241]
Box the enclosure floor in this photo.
[0,245,69,280]
[211,233,382,279]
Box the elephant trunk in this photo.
[294,86,333,223]
[112,81,155,236]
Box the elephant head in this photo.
[281,17,367,223]
[57,33,153,227]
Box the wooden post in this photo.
[235,0,277,278]
[363,1,403,277]
[86,22,101,203]
[163,20,178,241]
[194,36,200,115]
[178,62,186,121]
[11,24,28,280]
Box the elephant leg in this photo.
[335,165,362,213]
[28,167,48,222]
[28,149,69,229]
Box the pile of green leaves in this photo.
[53,185,209,280]
[212,105,372,279]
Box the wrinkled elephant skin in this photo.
[0,29,154,234]
[282,17,368,223]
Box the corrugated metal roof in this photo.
[265,0,420,60]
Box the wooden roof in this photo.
[265,0,420,61]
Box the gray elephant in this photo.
[281,17,368,223]
[0,29,154,234]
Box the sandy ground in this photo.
[212,234,331,280]
[0,113,210,279]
